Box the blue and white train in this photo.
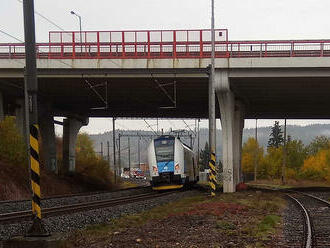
[147,135,199,190]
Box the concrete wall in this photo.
[2,57,330,72]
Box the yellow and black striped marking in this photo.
[30,124,42,219]
[208,151,217,196]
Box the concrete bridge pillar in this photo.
[233,102,245,185]
[215,70,245,193]
[15,98,26,135]
[62,117,89,175]
[38,104,57,173]
[0,92,4,121]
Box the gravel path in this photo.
[0,186,151,215]
[0,190,197,240]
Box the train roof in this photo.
[154,135,175,140]
[153,135,193,151]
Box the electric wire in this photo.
[0,30,25,66]
[17,0,65,31]
[143,119,158,135]
[182,119,196,135]
[0,29,24,42]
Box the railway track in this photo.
[287,191,330,248]
[0,185,151,205]
[0,191,171,224]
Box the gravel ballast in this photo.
[0,190,197,240]
[282,197,305,248]
[0,186,151,215]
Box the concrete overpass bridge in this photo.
[1,29,330,192]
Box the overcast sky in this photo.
[1,0,330,134]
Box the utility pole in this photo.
[138,135,141,168]
[157,118,159,135]
[254,119,258,182]
[100,142,103,158]
[128,137,131,177]
[282,119,287,185]
[118,133,121,176]
[107,141,110,165]
[23,0,48,236]
[197,119,200,163]
[208,0,217,197]
[112,118,116,182]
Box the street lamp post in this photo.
[70,10,82,53]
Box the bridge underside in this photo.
[1,69,330,119]
[1,66,330,193]
[232,76,330,119]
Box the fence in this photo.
[1,29,330,59]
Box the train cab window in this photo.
[154,138,175,162]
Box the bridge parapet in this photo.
[1,29,330,60]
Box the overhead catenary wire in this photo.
[13,0,121,70]
[0,30,25,66]
[143,119,158,135]
[17,0,65,31]
[182,120,196,136]
[0,29,24,43]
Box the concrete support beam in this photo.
[216,70,245,193]
[62,117,89,175]
[38,104,57,173]
[0,92,4,121]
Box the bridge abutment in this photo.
[62,117,89,175]
[216,70,245,193]
[0,92,4,121]
[38,104,57,173]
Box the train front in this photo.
[147,136,183,190]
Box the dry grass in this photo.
[61,191,286,248]
[248,179,330,189]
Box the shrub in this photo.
[75,133,114,188]
[0,117,27,167]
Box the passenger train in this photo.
[147,135,199,190]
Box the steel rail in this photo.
[0,185,151,205]
[287,191,330,248]
[0,191,169,224]
[295,191,330,207]
[287,194,312,248]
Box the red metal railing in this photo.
[1,29,330,59]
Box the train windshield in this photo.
[154,138,175,162]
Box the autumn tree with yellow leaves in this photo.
[242,137,265,178]
[241,122,330,184]
[75,133,115,187]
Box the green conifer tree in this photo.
[268,121,284,148]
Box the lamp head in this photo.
[70,11,75,15]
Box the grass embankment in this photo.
[247,179,330,190]
[0,117,123,200]
[59,191,285,248]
